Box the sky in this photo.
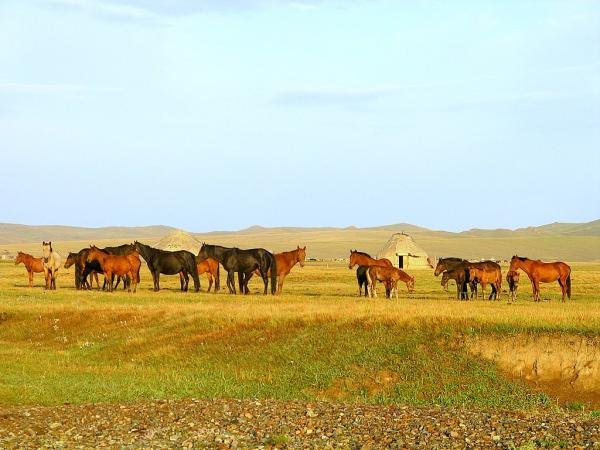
[1,0,599,232]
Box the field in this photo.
[1,258,600,447]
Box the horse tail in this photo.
[566,273,571,299]
[270,252,277,295]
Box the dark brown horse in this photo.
[64,251,100,290]
[441,268,469,300]
[509,256,571,302]
[251,246,307,294]
[86,246,140,293]
[506,270,520,302]
[435,257,476,299]
[15,252,44,287]
[366,266,415,299]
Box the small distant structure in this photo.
[376,232,431,269]
[154,229,201,253]
[0,250,14,261]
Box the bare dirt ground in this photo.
[1,399,598,449]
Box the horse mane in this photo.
[352,250,372,258]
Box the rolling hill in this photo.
[0,220,598,261]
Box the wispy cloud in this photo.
[39,0,330,22]
[274,87,394,108]
[0,82,121,95]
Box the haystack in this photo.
[154,229,201,253]
[376,232,431,269]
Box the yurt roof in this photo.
[377,232,429,258]
[154,229,201,253]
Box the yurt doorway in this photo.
[398,255,404,268]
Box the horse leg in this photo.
[558,278,566,302]
[533,280,540,302]
[261,271,269,295]
[277,274,286,295]
[179,272,184,291]
[28,270,33,288]
[207,273,213,293]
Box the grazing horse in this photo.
[251,246,306,294]
[509,256,571,302]
[134,241,199,292]
[467,264,502,300]
[506,270,520,302]
[365,266,415,299]
[441,269,469,300]
[42,241,61,290]
[198,244,277,295]
[348,250,393,269]
[86,246,140,293]
[15,252,44,287]
[192,257,220,293]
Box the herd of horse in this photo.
[14,242,306,296]
[13,242,572,302]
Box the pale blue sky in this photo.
[1,0,599,232]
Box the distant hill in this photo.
[0,220,599,261]
[0,223,176,245]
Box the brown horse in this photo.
[366,266,415,299]
[64,251,100,289]
[15,252,44,287]
[441,268,470,300]
[191,257,220,292]
[509,256,571,302]
[506,270,520,302]
[349,250,393,296]
[467,264,502,300]
[251,246,307,294]
[348,250,393,269]
[86,246,140,293]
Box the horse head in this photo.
[433,259,445,276]
[15,252,24,265]
[297,246,306,267]
[407,277,415,293]
[348,250,356,269]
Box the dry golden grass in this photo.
[1,260,599,408]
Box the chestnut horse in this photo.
[251,246,306,294]
[366,266,415,299]
[509,256,571,302]
[190,257,220,292]
[64,251,99,290]
[506,270,520,302]
[42,241,61,290]
[467,264,502,300]
[348,250,393,269]
[15,252,44,287]
[349,250,393,296]
[86,246,140,293]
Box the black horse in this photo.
[82,243,138,290]
[356,265,369,297]
[134,241,199,292]
[197,243,276,295]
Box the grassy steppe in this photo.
[1,260,599,410]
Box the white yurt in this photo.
[376,232,431,269]
[154,229,201,253]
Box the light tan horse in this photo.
[42,241,61,290]
[366,266,415,299]
[15,252,44,287]
[509,256,571,302]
